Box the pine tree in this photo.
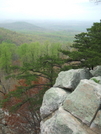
[0,41,64,133]
[61,20,101,70]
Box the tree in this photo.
[0,41,64,134]
[17,42,42,63]
[1,78,47,134]
[61,20,101,70]
[0,42,17,73]
[12,42,64,87]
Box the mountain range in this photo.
[0,21,47,33]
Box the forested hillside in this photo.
[0,28,35,45]
[0,21,86,45]
[0,41,65,134]
[0,27,77,45]
[0,22,46,32]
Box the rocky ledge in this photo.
[40,66,101,134]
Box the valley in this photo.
[0,20,94,45]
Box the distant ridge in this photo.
[0,21,46,32]
[0,20,88,44]
[0,27,36,45]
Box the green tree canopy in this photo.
[0,42,17,73]
[0,41,64,133]
[61,20,101,70]
[12,42,64,86]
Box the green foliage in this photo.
[0,28,36,45]
[91,78,100,83]
[0,25,75,133]
[13,42,64,86]
[0,41,65,111]
[0,25,77,46]
[17,41,62,62]
[0,97,10,108]
[38,54,64,86]
[61,20,101,69]
[0,42,17,73]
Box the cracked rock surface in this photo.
[40,68,101,134]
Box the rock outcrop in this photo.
[40,67,101,134]
[63,79,101,126]
[0,109,11,134]
[40,87,70,119]
[54,68,92,91]
[90,66,101,77]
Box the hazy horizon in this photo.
[0,0,101,22]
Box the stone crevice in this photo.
[40,67,101,134]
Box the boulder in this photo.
[53,68,92,91]
[40,106,95,134]
[90,66,101,76]
[40,68,101,134]
[90,110,101,133]
[40,87,70,119]
[63,79,101,127]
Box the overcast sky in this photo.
[0,0,101,21]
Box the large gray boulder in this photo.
[40,87,70,119]
[40,107,95,134]
[40,68,101,134]
[53,68,92,91]
[90,66,101,76]
[63,79,101,127]
[90,110,101,133]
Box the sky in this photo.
[0,0,101,21]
